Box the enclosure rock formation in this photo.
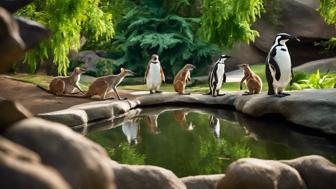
[4,118,116,189]
[0,1,49,73]
[227,0,336,70]
[217,155,336,189]
[38,89,336,135]
[294,57,336,73]
[111,162,187,189]
[0,136,71,189]
[217,158,307,189]
[181,174,225,189]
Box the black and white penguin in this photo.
[144,54,165,94]
[266,33,300,97]
[208,54,231,97]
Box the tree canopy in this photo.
[18,0,114,75]
[319,0,336,49]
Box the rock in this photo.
[217,158,307,189]
[234,89,336,134]
[38,108,88,127]
[0,136,71,189]
[71,50,103,73]
[4,118,116,189]
[0,0,33,13]
[15,16,50,50]
[0,98,32,132]
[0,6,25,73]
[111,161,186,189]
[227,0,336,70]
[71,100,137,122]
[294,57,336,73]
[281,155,336,189]
[181,174,224,189]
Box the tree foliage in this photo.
[18,0,114,75]
[319,0,336,49]
[89,0,220,77]
[199,0,264,48]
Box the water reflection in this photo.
[143,115,160,134]
[122,118,140,145]
[86,106,336,177]
[209,115,220,139]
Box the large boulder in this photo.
[234,89,336,134]
[0,136,71,189]
[111,161,187,189]
[4,118,116,189]
[281,155,336,189]
[294,57,336,73]
[227,0,336,70]
[217,158,307,189]
[0,98,32,132]
[181,174,224,189]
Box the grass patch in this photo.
[10,64,269,93]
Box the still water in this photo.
[83,106,336,177]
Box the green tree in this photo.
[199,0,264,48]
[18,0,114,75]
[319,0,336,49]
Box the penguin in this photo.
[121,118,140,145]
[144,54,165,94]
[207,54,231,97]
[266,33,300,97]
[209,115,220,139]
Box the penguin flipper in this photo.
[268,57,281,81]
[223,73,226,83]
[290,68,294,85]
[266,63,275,95]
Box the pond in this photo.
[81,106,336,177]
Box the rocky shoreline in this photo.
[39,89,336,135]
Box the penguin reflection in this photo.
[209,115,220,138]
[122,118,140,145]
[174,110,194,130]
[143,115,160,134]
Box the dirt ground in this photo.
[0,75,135,115]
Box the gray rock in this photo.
[111,161,186,189]
[0,98,32,131]
[4,118,116,189]
[0,136,71,189]
[294,57,336,73]
[0,0,33,13]
[217,158,307,189]
[38,109,88,127]
[234,89,336,134]
[281,155,336,189]
[70,50,103,73]
[71,100,137,122]
[181,174,224,189]
[227,0,336,70]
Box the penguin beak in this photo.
[291,36,300,42]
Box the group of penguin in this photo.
[145,33,300,97]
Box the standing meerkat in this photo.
[38,67,86,95]
[144,54,165,94]
[173,64,196,95]
[240,64,263,95]
[84,68,134,100]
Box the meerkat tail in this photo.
[36,84,53,94]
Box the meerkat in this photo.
[239,64,263,95]
[173,64,196,95]
[84,68,134,100]
[37,67,86,96]
[144,54,165,94]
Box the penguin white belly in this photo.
[146,63,162,90]
[215,64,225,90]
[122,120,138,144]
[273,49,291,89]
